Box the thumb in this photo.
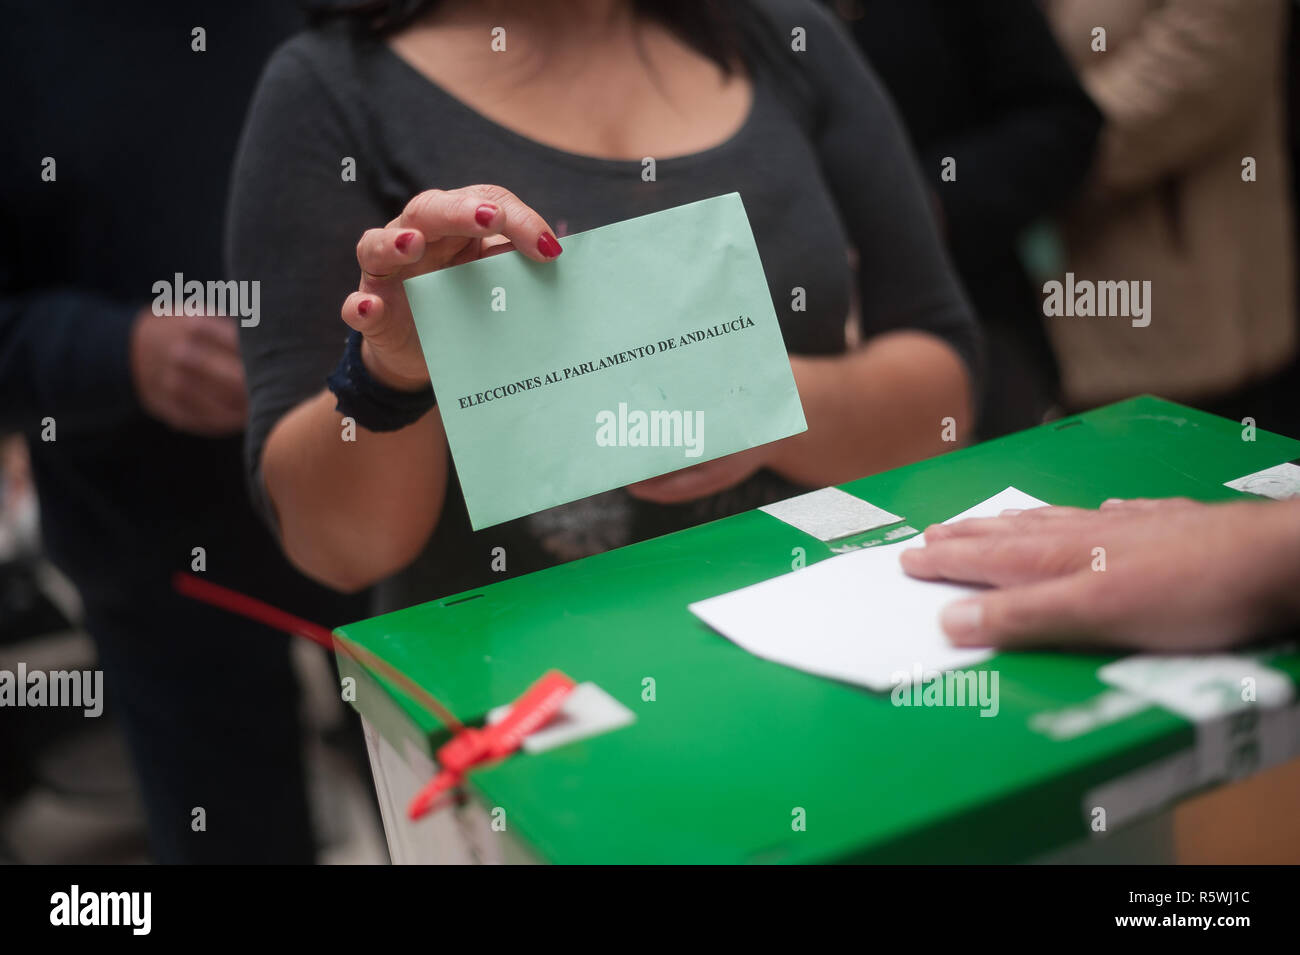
[939,572,1104,649]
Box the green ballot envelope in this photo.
[404,193,808,530]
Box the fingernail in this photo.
[395,231,416,254]
[475,204,497,227]
[537,232,563,258]
[923,523,950,541]
[357,298,371,317]
[999,508,1023,517]
[941,599,983,643]
[1101,498,1124,507]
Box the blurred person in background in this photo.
[1043,0,1298,437]
[828,0,1102,438]
[1,1,367,863]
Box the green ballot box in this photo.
[336,397,1300,864]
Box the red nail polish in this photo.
[395,231,415,254]
[475,204,497,227]
[537,232,563,258]
[357,298,371,317]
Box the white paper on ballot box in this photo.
[689,487,1051,691]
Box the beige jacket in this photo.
[1043,0,1295,408]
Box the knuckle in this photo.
[1028,543,1080,578]
[357,229,383,263]
[1060,573,1103,617]
[171,344,199,372]
[470,183,512,203]
[179,322,207,350]
[404,188,446,222]
[968,536,1003,566]
[447,190,482,221]
[926,542,971,580]
[160,364,186,396]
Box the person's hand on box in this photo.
[900,496,1300,652]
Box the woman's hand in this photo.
[626,445,770,504]
[900,497,1300,652]
[343,185,564,391]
